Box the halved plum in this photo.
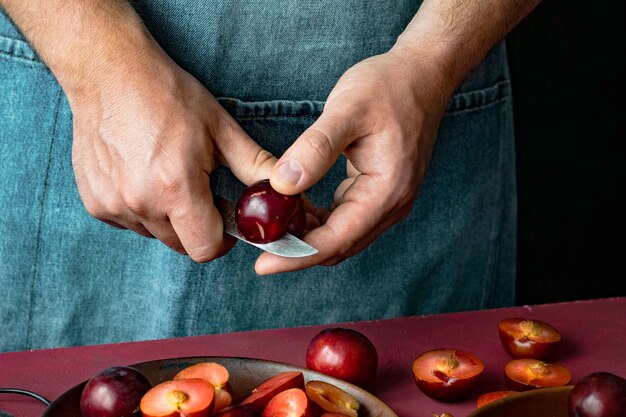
[261,388,312,417]
[504,358,572,391]
[173,361,233,412]
[139,378,215,417]
[498,317,562,359]
[412,348,485,402]
[304,380,359,417]
[241,371,305,412]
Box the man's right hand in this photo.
[71,46,278,262]
[1,0,276,262]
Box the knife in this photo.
[216,197,318,258]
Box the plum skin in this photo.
[306,328,378,388]
[80,366,152,417]
[568,372,626,417]
[235,179,306,243]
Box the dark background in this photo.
[506,0,625,305]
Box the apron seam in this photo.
[25,86,63,350]
[233,115,319,121]
[481,95,510,308]
[190,265,207,335]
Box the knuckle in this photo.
[304,128,335,164]
[188,245,221,263]
[395,185,417,208]
[154,162,187,196]
[83,196,121,220]
[120,189,149,217]
[82,199,103,219]
[253,149,276,175]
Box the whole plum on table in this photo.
[306,328,379,388]
[568,372,626,417]
[80,366,152,417]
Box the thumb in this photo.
[270,110,353,195]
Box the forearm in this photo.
[0,0,155,100]
[393,0,542,95]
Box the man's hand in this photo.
[1,0,276,262]
[255,50,449,274]
[255,0,542,274]
[71,48,276,262]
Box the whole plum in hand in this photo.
[80,366,152,417]
[568,372,626,417]
[235,179,306,243]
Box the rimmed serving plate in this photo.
[43,356,398,417]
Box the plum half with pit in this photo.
[235,179,306,243]
[412,348,485,402]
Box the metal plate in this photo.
[43,356,398,417]
[467,385,573,417]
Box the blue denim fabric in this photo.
[0,1,516,352]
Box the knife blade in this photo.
[216,197,318,258]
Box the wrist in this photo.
[390,19,467,98]
[3,1,159,104]
[385,42,457,115]
[50,5,157,103]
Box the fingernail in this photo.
[276,159,302,185]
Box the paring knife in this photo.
[216,197,318,258]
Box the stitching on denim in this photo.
[25,85,63,350]
[189,262,205,335]
[446,81,510,115]
[0,50,44,65]
[0,34,41,62]
[446,94,509,117]
[234,115,320,121]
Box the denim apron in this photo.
[0,1,516,352]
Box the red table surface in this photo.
[1,297,625,417]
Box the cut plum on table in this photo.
[498,317,562,360]
[411,348,485,402]
[504,358,572,391]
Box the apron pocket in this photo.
[212,97,339,207]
